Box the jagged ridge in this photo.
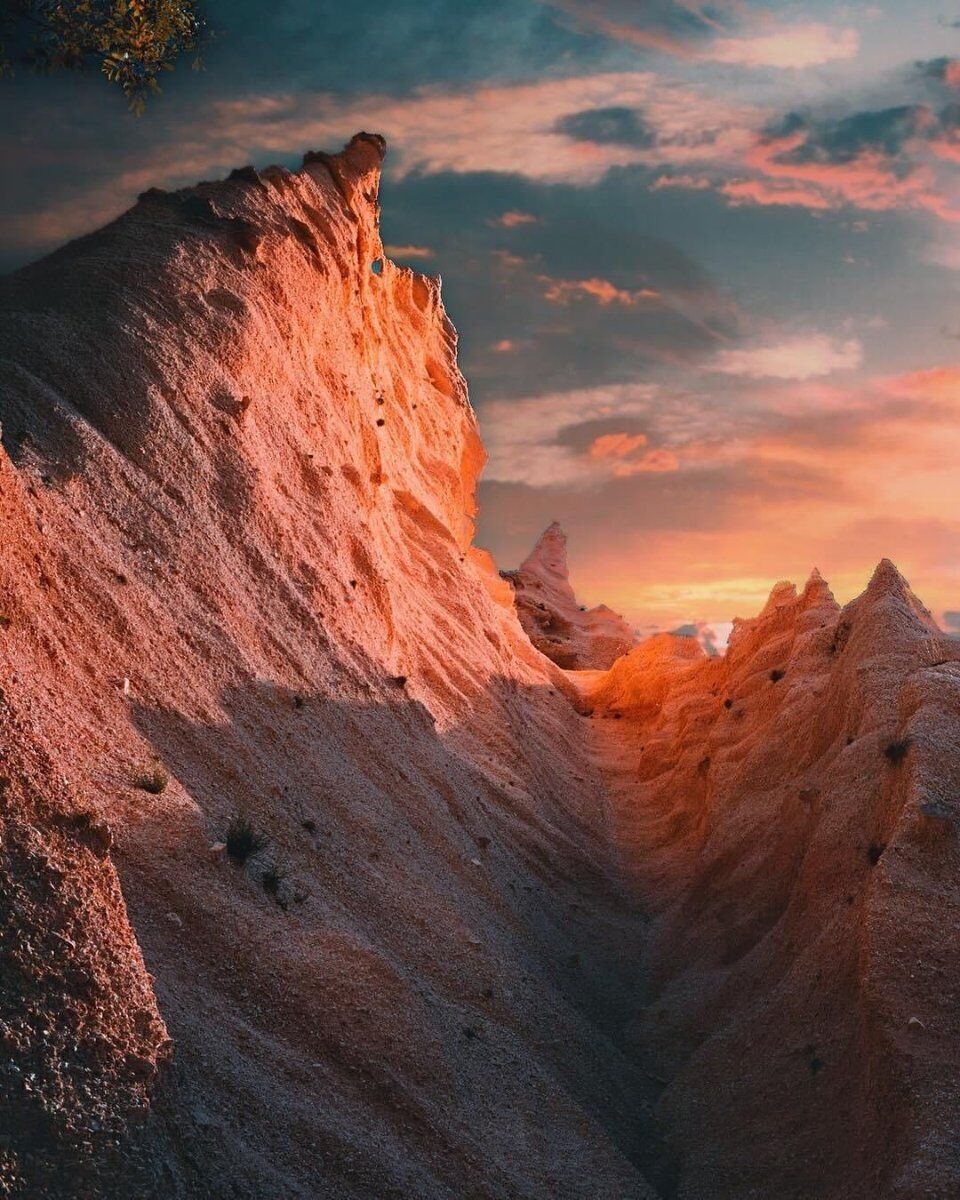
[503,521,637,670]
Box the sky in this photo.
[3,0,960,638]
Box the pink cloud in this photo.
[709,23,858,69]
[650,174,713,192]
[734,123,960,222]
[720,178,833,210]
[712,335,862,380]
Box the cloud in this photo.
[730,105,960,221]
[883,365,960,400]
[719,178,833,210]
[587,431,679,475]
[708,23,859,70]
[2,70,766,255]
[588,431,648,459]
[491,210,539,227]
[650,173,713,192]
[670,620,730,655]
[642,100,960,223]
[918,58,960,88]
[544,0,736,59]
[376,167,738,406]
[545,1,858,69]
[541,275,661,306]
[384,243,434,259]
[711,335,863,380]
[554,105,657,147]
[481,383,685,486]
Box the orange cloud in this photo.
[542,276,661,306]
[588,432,649,459]
[587,433,679,477]
[492,211,539,228]
[612,448,680,476]
[883,366,960,400]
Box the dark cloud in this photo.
[916,56,960,82]
[766,105,934,166]
[201,0,595,95]
[382,168,739,405]
[759,100,960,196]
[554,106,656,147]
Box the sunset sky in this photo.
[3,0,960,636]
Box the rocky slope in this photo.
[1,135,959,1199]
[503,521,637,669]
[583,563,960,1199]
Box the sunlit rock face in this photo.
[1,135,959,1200]
[583,560,960,1200]
[0,135,653,1200]
[503,522,637,670]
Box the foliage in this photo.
[884,738,910,764]
[134,765,169,794]
[225,813,267,865]
[0,0,206,111]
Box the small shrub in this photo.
[262,863,285,896]
[868,842,887,865]
[884,739,910,764]
[770,669,785,683]
[723,698,733,710]
[225,814,267,864]
[301,818,317,835]
[134,767,168,795]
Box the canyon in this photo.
[1,134,959,1199]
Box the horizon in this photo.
[3,0,959,634]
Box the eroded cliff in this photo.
[1,136,958,1200]
[503,521,637,670]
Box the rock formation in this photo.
[583,561,960,1198]
[503,522,637,669]
[1,136,958,1199]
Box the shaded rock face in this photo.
[1,134,959,1200]
[504,522,637,670]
